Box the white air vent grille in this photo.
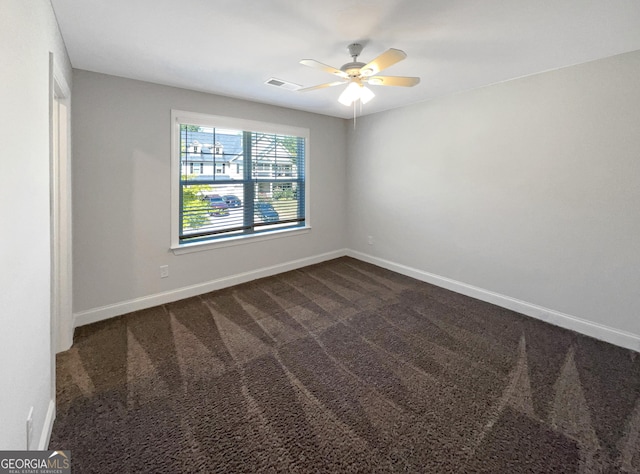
[265,78,301,91]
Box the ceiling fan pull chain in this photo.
[353,101,356,129]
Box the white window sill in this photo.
[171,226,311,255]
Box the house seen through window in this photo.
[172,112,308,246]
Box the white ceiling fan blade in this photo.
[300,59,349,79]
[367,75,420,87]
[360,48,407,76]
[298,81,346,92]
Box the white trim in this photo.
[170,110,180,248]
[172,226,311,254]
[347,250,640,353]
[38,400,56,451]
[171,110,309,137]
[73,247,640,353]
[51,57,73,353]
[74,249,347,328]
[170,109,311,250]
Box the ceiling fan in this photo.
[298,43,420,106]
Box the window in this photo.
[171,111,309,249]
[189,163,204,174]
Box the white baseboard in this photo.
[72,247,640,353]
[38,399,56,451]
[74,249,348,328]
[347,250,640,353]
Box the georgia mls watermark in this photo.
[0,451,70,474]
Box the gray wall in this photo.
[347,50,640,339]
[72,71,348,316]
[0,0,72,449]
[73,50,640,347]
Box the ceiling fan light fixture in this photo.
[338,82,361,106]
[360,85,375,104]
[338,82,375,106]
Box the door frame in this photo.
[50,55,73,358]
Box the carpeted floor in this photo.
[50,257,640,473]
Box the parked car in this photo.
[203,194,229,216]
[223,194,242,207]
[255,202,279,222]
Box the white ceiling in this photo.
[51,0,640,119]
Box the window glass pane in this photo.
[178,120,305,244]
[181,125,244,183]
[181,184,247,239]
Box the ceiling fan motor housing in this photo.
[342,43,366,77]
[341,61,366,77]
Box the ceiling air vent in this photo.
[265,78,301,91]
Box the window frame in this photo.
[170,110,310,254]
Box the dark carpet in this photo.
[50,257,640,473]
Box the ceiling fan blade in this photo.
[361,48,407,75]
[297,81,346,92]
[367,75,420,87]
[300,59,348,78]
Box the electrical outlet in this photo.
[367,235,374,245]
[26,406,33,450]
[160,265,169,278]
